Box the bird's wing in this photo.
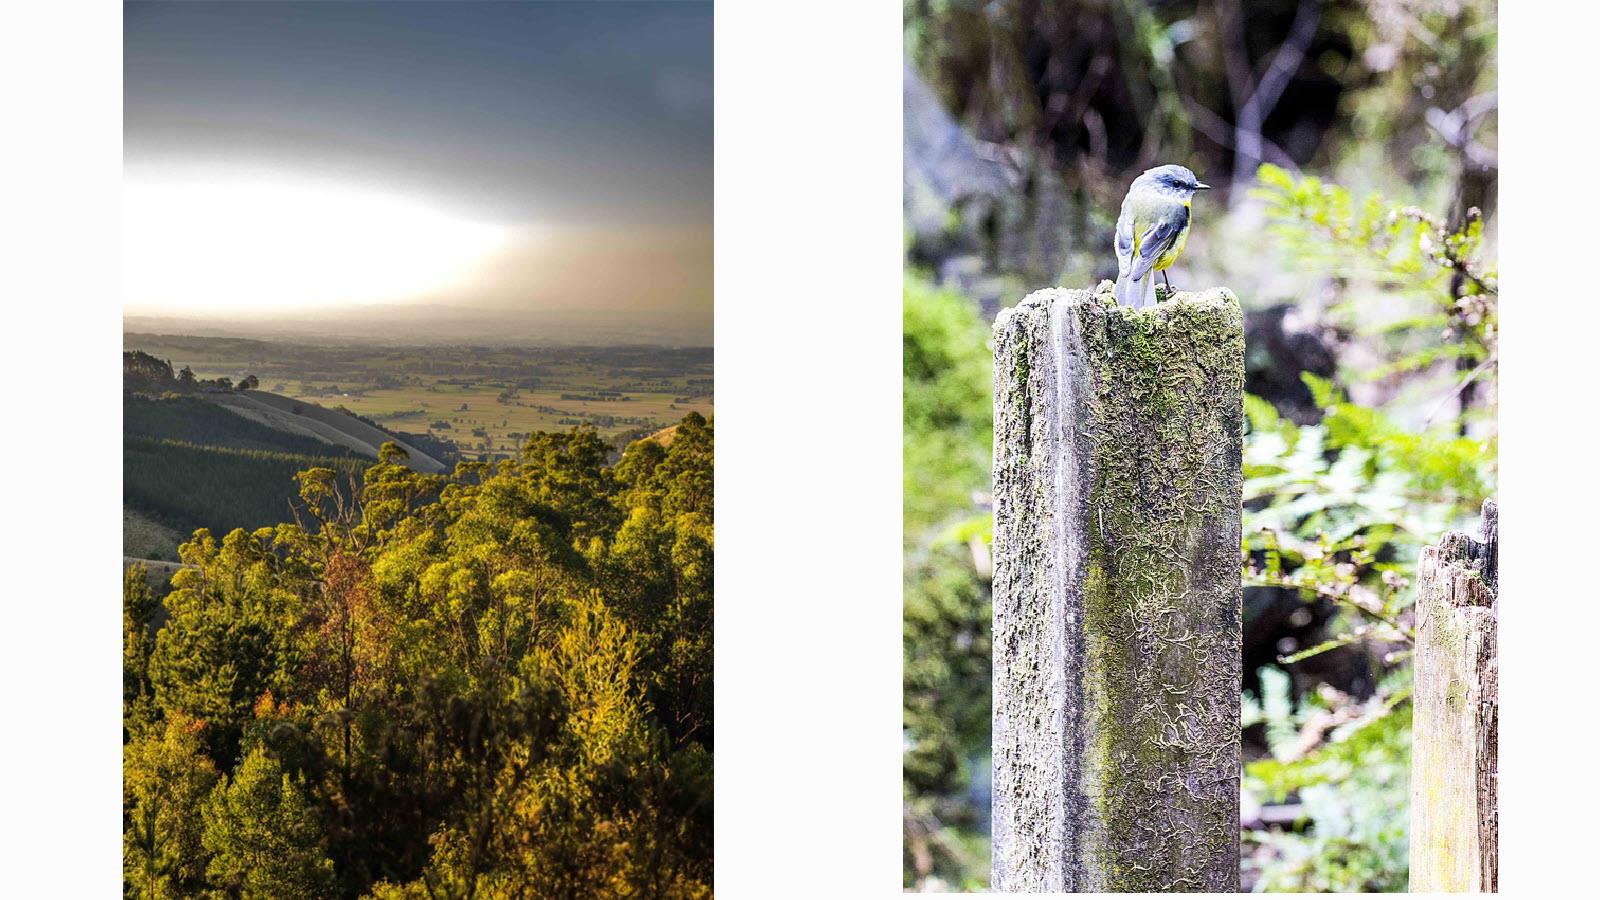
[1114,210,1137,277]
[1126,205,1189,281]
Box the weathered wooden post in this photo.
[1410,499,1498,893]
[991,284,1245,892]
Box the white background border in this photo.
[3,0,126,893]
[714,0,904,894]
[3,0,1596,896]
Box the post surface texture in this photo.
[991,285,1244,892]
[1410,500,1498,893]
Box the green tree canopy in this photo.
[125,415,714,898]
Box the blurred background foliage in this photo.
[903,0,1495,891]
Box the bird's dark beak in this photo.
[1194,182,1211,190]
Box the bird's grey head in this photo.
[1137,164,1210,195]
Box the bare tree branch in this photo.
[1427,91,1499,171]
[1232,0,1323,191]
[1217,0,1255,112]
[1249,0,1321,119]
[1183,96,1299,172]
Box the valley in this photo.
[122,334,713,560]
[125,333,713,453]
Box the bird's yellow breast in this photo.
[1125,190,1193,272]
[1153,217,1191,271]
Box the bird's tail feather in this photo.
[1114,275,1150,309]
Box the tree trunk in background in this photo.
[991,285,1245,891]
[1410,499,1499,893]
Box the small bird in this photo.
[1113,164,1209,309]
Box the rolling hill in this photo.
[645,424,680,447]
[207,390,448,473]
[124,387,449,554]
[126,393,362,457]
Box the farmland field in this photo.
[123,333,714,456]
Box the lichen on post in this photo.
[1410,499,1498,893]
[991,283,1244,892]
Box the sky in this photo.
[124,0,712,340]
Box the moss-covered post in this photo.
[991,283,1244,892]
[1410,499,1498,893]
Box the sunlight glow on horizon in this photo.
[123,169,516,313]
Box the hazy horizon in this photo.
[124,1,712,341]
[122,300,713,348]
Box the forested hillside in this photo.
[125,392,371,543]
[126,394,356,457]
[124,355,435,557]
[125,435,368,539]
[124,413,714,898]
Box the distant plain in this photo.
[125,332,714,455]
